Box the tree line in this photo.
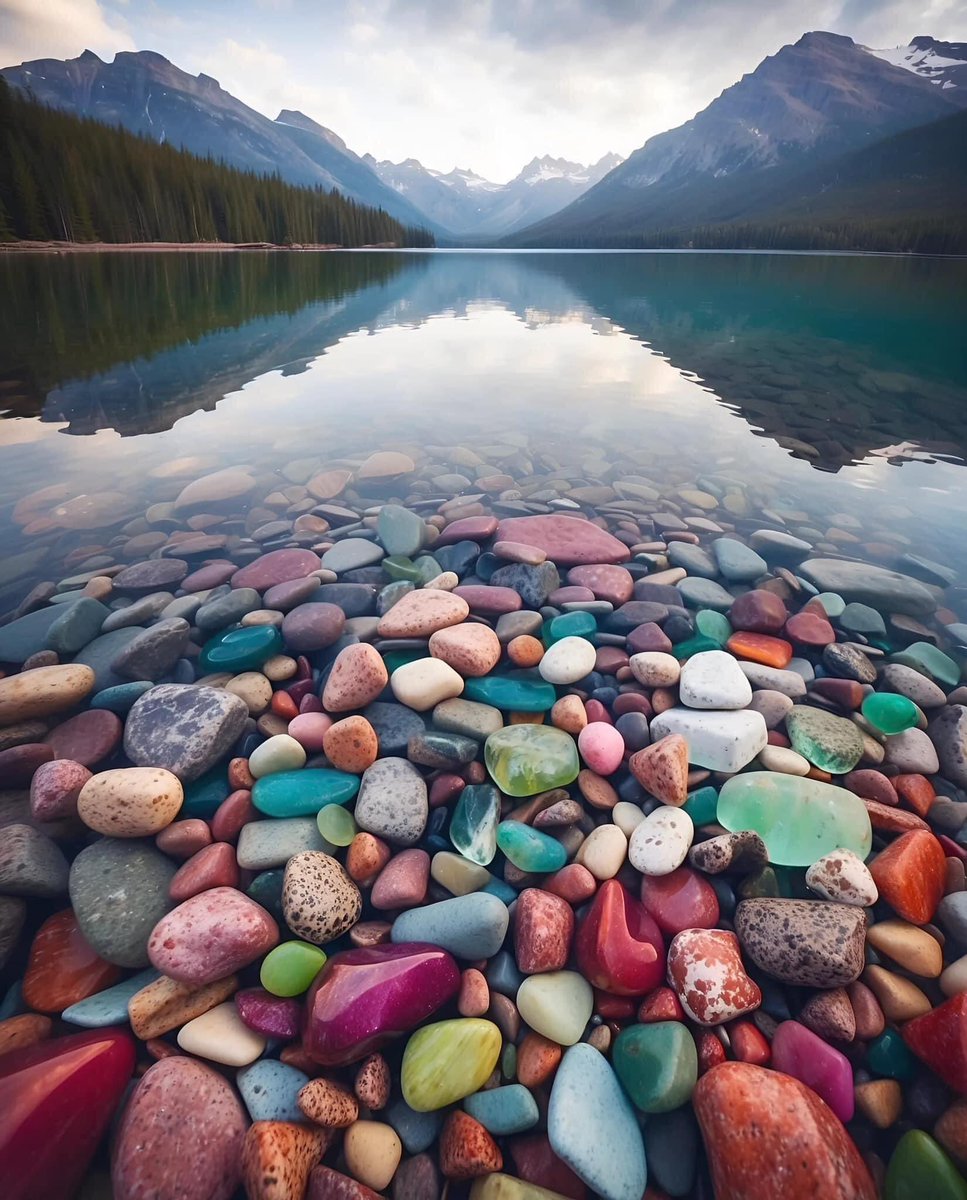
[0,79,434,248]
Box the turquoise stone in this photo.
[613,1021,698,1113]
[378,503,425,557]
[683,786,719,826]
[892,641,960,689]
[89,681,154,714]
[862,692,919,735]
[548,611,597,644]
[671,634,722,661]
[383,556,422,582]
[450,784,501,866]
[414,555,443,584]
[717,772,872,867]
[464,1084,539,1134]
[253,768,359,817]
[815,592,846,617]
[482,877,519,904]
[385,649,427,673]
[464,675,557,712]
[868,1029,917,1081]
[181,765,231,818]
[62,969,159,1027]
[886,1131,967,1200]
[496,821,567,873]
[485,725,579,796]
[198,624,282,673]
[237,1060,310,1123]
[695,609,731,646]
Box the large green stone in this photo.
[383,555,423,582]
[402,1018,503,1111]
[885,1131,967,1200]
[672,634,722,661]
[198,624,282,673]
[613,1022,698,1113]
[862,692,919,735]
[252,768,360,817]
[892,642,960,690]
[450,784,501,866]
[260,940,327,996]
[484,725,579,796]
[464,675,557,712]
[717,772,872,867]
[496,821,567,873]
[785,706,865,775]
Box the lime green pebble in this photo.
[317,804,358,846]
[260,940,327,997]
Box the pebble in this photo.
[282,852,362,945]
[679,650,753,710]
[77,766,183,837]
[0,663,95,724]
[177,999,266,1065]
[239,1060,311,1123]
[650,707,768,773]
[392,893,510,959]
[516,971,592,1044]
[391,658,465,710]
[123,684,249,781]
[538,636,597,685]
[402,1018,502,1110]
[628,806,694,875]
[148,886,279,984]
[735,898,867,986]
[805,848,878,906]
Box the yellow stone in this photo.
[343,1121,402,1191]
[401,1018,502,1112]
[0,664,95,725]
[866,920,943,978]
[471,1176,572,1200]
[78,766,183,837]
[863,965,932,1022]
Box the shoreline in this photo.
[0,240,402,254]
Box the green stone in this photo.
[671,634,722,661]
[451,784,501,865]
[383,555,423,582]
[378,503,425,557]
[613,1022,698,1113]
[259,940,327,997]
[385,649,427,673]
[717,771,872,867]
[695,609,731,646]
[547,611,597,644]
[317,804,358,846]
[840,602,886,636]
[885,1131,967,1200]
[464,675,557,712]
[379,581,415,612]
[198,624,282,673]
[414,555,443,584]
[862,692,919,735]
[868,1029,917,1081]
[485,725,579,796]
[892,641,960,690]
[785,706,864,774]
[815,592,846,617]
[402,1018,503,1111]
[496,820,567,873]
[683,785,718,826]
[252,768,359,817]
[501,1044,518,1081]
[181,766,230,818]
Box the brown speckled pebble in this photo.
[354,1052,391,1109]
[735,897,867,987]
[439,1110,503,1180]
[282,851,362,946]
[688,831,768,875]
[77,766,183,837]
[241,1121,329,1200]
[298,1077,359,1128]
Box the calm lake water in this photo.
[1,249,966,610]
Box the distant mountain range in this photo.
[2,32,966,249]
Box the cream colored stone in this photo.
[0,664,95,725]
[575,823,627,880]
[176,1000,265,1065]
[343,1121,402,1191]
[224,671,273,714]
[758,745,811,776]
[78,766,183,837]
[390,658,464,711]
[611,802,646,838]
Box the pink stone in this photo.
[231,549,322,591]
[29,759,91,821]
[514,888,575,974]
[155,819,213,860]
[282,603,346,653]
[147,886,279,985]
[548,586,596,605]
[434,516,499,548]
[771,1020,854,1122]
[371,849,430,909]
[429,624,502,677]
[577,722,625,775]
[495,515,631,566]
[453,585,522,615]
[493,541,547,565]
[545,863,597,904]
[169,842,239,902]
[322,644,389,713]
[44,709,123,767]
[666,928,761,1025]
[235,988,303,1038]
[627,623,673,654]
[377,590,470,637]
[288,712,334,752]
[182,561,237,591]
[567,564,634,605]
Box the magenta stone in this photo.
[568,564,634,605]
[30,758,92,821]
[303,941,461,1066]
[434,516,499,548]
[45,709,123,766]
[578,722,625,775]
[231,548,322,591]
[495,515,631,566]
[182,561,237,591]
[235,987,303,1038]
[771,1019,854,1123]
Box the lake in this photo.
[1,249,966,607]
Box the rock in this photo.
[78,766,183,837]
[628,806,693,875]
[241,1121,329,1200]
[378,590,470,638]
[282,852,361,945]
[69,839,176,967]
[282,602,346,653]
[883,727,940,775]
[771,1020,854,1122]
[392,893,510,960]
[575,879,665,995]
[401,1018,502,1110]
[0,823,69,896]
[0,664,95,725]
[869,829,946,923]
[464,1084,539,1136]
[885,1131,967,1200]
[0,606,65,664]
[0,896,26,970]
[666,928,761,1024]
[391,658,465,710]
[127,972,239,1040]
[797,559,936,615]
[46,597,111,655]
[43,708,122,766]
[538,637,597,685]
[61,968,158,1028]
[355,757,429,845]
[124,684,248,782]
[516,971,593,1045]
[613,1020,698,1112]
[735,898,866,987]
[177,999,266,1066]
[485,725,579,796]
[903,991,967,1093]
[74,628,146,691]
[239,1060,311,1124]
[23,909,121,1013]
[805,849,878,906]
[514,888,574,974]
[786,706,865,774]
[639,866,720,935]
[650,708,767,773]
[679,650,753,710]
[495,515,631,565]
[693,1061,875,1200]
[628,651,680,687]
[345,1119,404,1190]
[628,733,689,806]
[929,706,967,788]
[251,768,358,818]
[577,723,625,776]
[323,644,390,712]
[148,886,278,984]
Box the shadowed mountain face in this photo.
[0,251,964,477]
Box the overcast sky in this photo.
[1,0,962,180]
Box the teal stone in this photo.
[414,555,443,584]
[464,1084,539,1134]
[450,784,501,865]
[695,609,731,646]
[671,634,722,661]
[89,681,154,714]
[892,641,960,689]
[485,725,579,796]
[613,1022,698,1113]
[237,1060,311,1123]
[383,556,423,582]
[385,1097,443,1155]
[385,649,427,673]
[246,869,286,923]
[252,768,359,817]
[62,968,159,1027]
[676,578,734,611]
[46,598,111,655]
[711,537,767,583]
[548,1042,647,1200]
[815,592,846,617]
[868,1029,917,1081]
[785,706,864,774]
[886,1131,967,1200]
[481,877,519,904]
[548,611,597,644]
[181,765,231,818]
[862,692,919,735]
[199,624,282,673]
[496,821,567,873]
[683,786,719,826]
[717,772,872,867]
[464,674,557,712]
[378,503,425,557]
[840,602,886,636]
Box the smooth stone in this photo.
[322,537,385,573]
[666,928,761,1024]
[717,772,872,867]
[628,806,694,876]
[62,968,159,1027]
[629,651,680,687]
[235,988,301,1039]
[112,558,189,594]
[282,602,347,653]
[547,1042,647,1200]
[238,1059,310,1123]
[882,663,947,708]
[805,848,878,906]
[0,664,95,725]
[402,1018,502,1111]
[378,590,470,638]
[930,706,967,788]
[451,784,501,866]
[249,734,307,778]
[252,768,359,818]
[538,637,597,685]
[392,893,509,959]
[69,839,176,966]
[517,971,592,1045]
[639,866,720,935]
[111,618,191,680]
[0,605,65,663]
[391,658,465,711]
[679,650,752,710]
[282,851,361,945]
[735,898,867,987]
[894,641,959,689]
[863,692,919,735]
[261,940,328,997]
[354,757,429,845]
[378,504,426,556]
[464,1084,539,1138]
[485,725,579,797]
[73,627,145,691]
[798,559,936,615]
[429,624,502,679]
[344,1120,403,1190]
[464,675,557,712]
[199,624,282,673]
[578,722,625,776]
[323,644,390,711]
[786,706,865,774]
[495,515,631,566]
[43,708,122,767]
[886,1131,967,1200]
[148,886,279,985]
[0,823,70,897]
[77,766,183,837]
[195,588,262,631]
[650,708,767,773]
[676,578,735,611]
[883,726,940,774]
[434,698,503,741]
[575,879,665,995]
[613,1021,698,1112]
[771,1020,854,1122]
[237,817,332,869]
[22,909,121,1013]
[497,821,567,873]
[46,598,111,655]
[123,684,249,782]
[712,537,767,582]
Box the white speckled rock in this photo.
[628,806,694,876]
[538,637,597,686]
[805,849,878,907]
[355,757,428,846]
[177,1000,266,1066]
[650,707,767,773]
[629,652,680,688]
[679,650,753,710]
[390,659,464,711]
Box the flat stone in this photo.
[74,628,148,691]
[110,618,191,680]
[735,898,867,987]
[0,664,95,725]
[46,598,111,655]
[392,893,509,959]
[712,538,767,582]
[322,538,385,574]
[0,823,69,896]
[495,515,631,566]
[112,559,188,595]
[124,684,248,782]
[798,559,936,616]
[44,709,122,767]
[231,548,321,590]
[650,708,767,773]
[62,968,159,1027]
[0,606,65,663]
[786,706,865,774]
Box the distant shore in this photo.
[0,240,404,254]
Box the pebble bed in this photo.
[2,443,967,1200]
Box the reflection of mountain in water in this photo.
[1,250,965,470]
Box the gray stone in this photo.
[839,603,886,636]
[363,702,425,756]
[195,588,262,632]
[883,727,940,775]
[489,562,561,609]
[495,611,544,642]
[929,705,967,788]
[378,504,426,557]
[355,756,428,845]
[321,537,385,574]
[676,578,735,611]
[937,892,967,944]
[0,896,26,969]
[124,683,248,781]
[110,618,192,681]
[237,818,333,870]
[74,627,147,690]
[0,606,64,664]
[749,530,813,562]
[711,537,767,583]
[102,593,174,632]
[0,823,69,897]
[798,559,937,616]
[667,542,718,579]
[881,663,947,709]
[391,892,509,958]
[46,598,110,655]
[112,558,189,594]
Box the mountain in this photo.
[512,31,967,246]
[0,49,433,232]
[866,35,967,90]
[366,152,623,239]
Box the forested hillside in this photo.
[0,80,433,247]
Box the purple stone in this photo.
[282,603,346,653]
[235,988,303,1039]
[434,517,499,548]
[303,942,461,1066]
[548,586,596,605]
[771,1019,854,1123]
[231,549,321,591]
[182,561,238,591]
[263,577,322,612]
[452,586,522,615]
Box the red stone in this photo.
[44,709,123,767]
[594,647,628,675]
[271,691,299,720]
[508,1135,587,1200]
[784,612,835,646]
[904,992,967,1093]
[626,623,673,655]
[575,879,665,996]
[810,678,866,709]
[869,829,946,923]
[864,800,930,835]
[629,734,688,806]
[495,514,631,566]
[0,1028,135,1200]
[595,990,637,1019]
[514,888,575,974]
[639,866,720,935]
[434,516,499,547]
[548,587,595,606]
[155,818,214,860]
[544,863,597,904]
[584,699,612,725]
[612,691,653,718]
[729,1020,771,1065]
[726,632,793,669]
[439,1110,503,1179]
[728,591,787,634]
[697,1031,727,1074]
[567,565,634,605]
[666,929,761,1026]
[894,774,936,818]
[231,548,321,591]
[844,769,898,807]
[211,789,256,842]
[0,743,53,787]
[429,773,464,808]
[637,987,685,1023]
[453,585,522,615]
[169,842,239,902]
[22,910,122,1013]
[29,758,91,821]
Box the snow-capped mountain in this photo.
[866,36,967,90]
[365,152,623,239]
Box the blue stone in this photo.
[237,1059,310,1122]
[391,893,509,959]
[89,681,155,714]
[385,1097,443,1154]
[252,768,360,817]
[62,969,159,1027]
[182,766,231,818]
[464,1084,539,1135]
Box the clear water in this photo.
[1,249,966,608]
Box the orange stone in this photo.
[728,1020,771,1066]
[726,632,793,669]
[517,1031,562,1088]
[439,1110,503,1180]
[629,734,689,806]
[550,695,587,735]
[894,774,936,819]
[0,1013,52,1058]
[22,910,121,1014]
[869,830,946,924]
[507,636,545,669]
[576,769,618,811]
[345,833,391,884]
[323,716,379,774]
[864,800,930,835]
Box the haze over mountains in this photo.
[2,31,965,248]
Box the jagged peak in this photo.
[77,49,103,64]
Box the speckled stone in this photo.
[238,1060,311,1123]
[148,887,279,985]
[123,684,249,782]
[0,823,70,897]
[282,851,362,945]
[735,898,867,987]
[354,757,429,846]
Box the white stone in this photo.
[805,849,878,907]
[390,658,464,711]
[517,971,593,1045]
[650,707,768,773]
[248,734,307,778]
[758,744,811,776]
[611,802,646,838]
[177,1001,266,1066]
[575,823,627,880]
[539,636,598,686]
[628,806,693,876]
[739,662,807,698]
[628,652,680,688]
[679,650,752,710]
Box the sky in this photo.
[1,0,962,181]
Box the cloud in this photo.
[0,0,134,64]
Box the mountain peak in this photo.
[78,49,103,64]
